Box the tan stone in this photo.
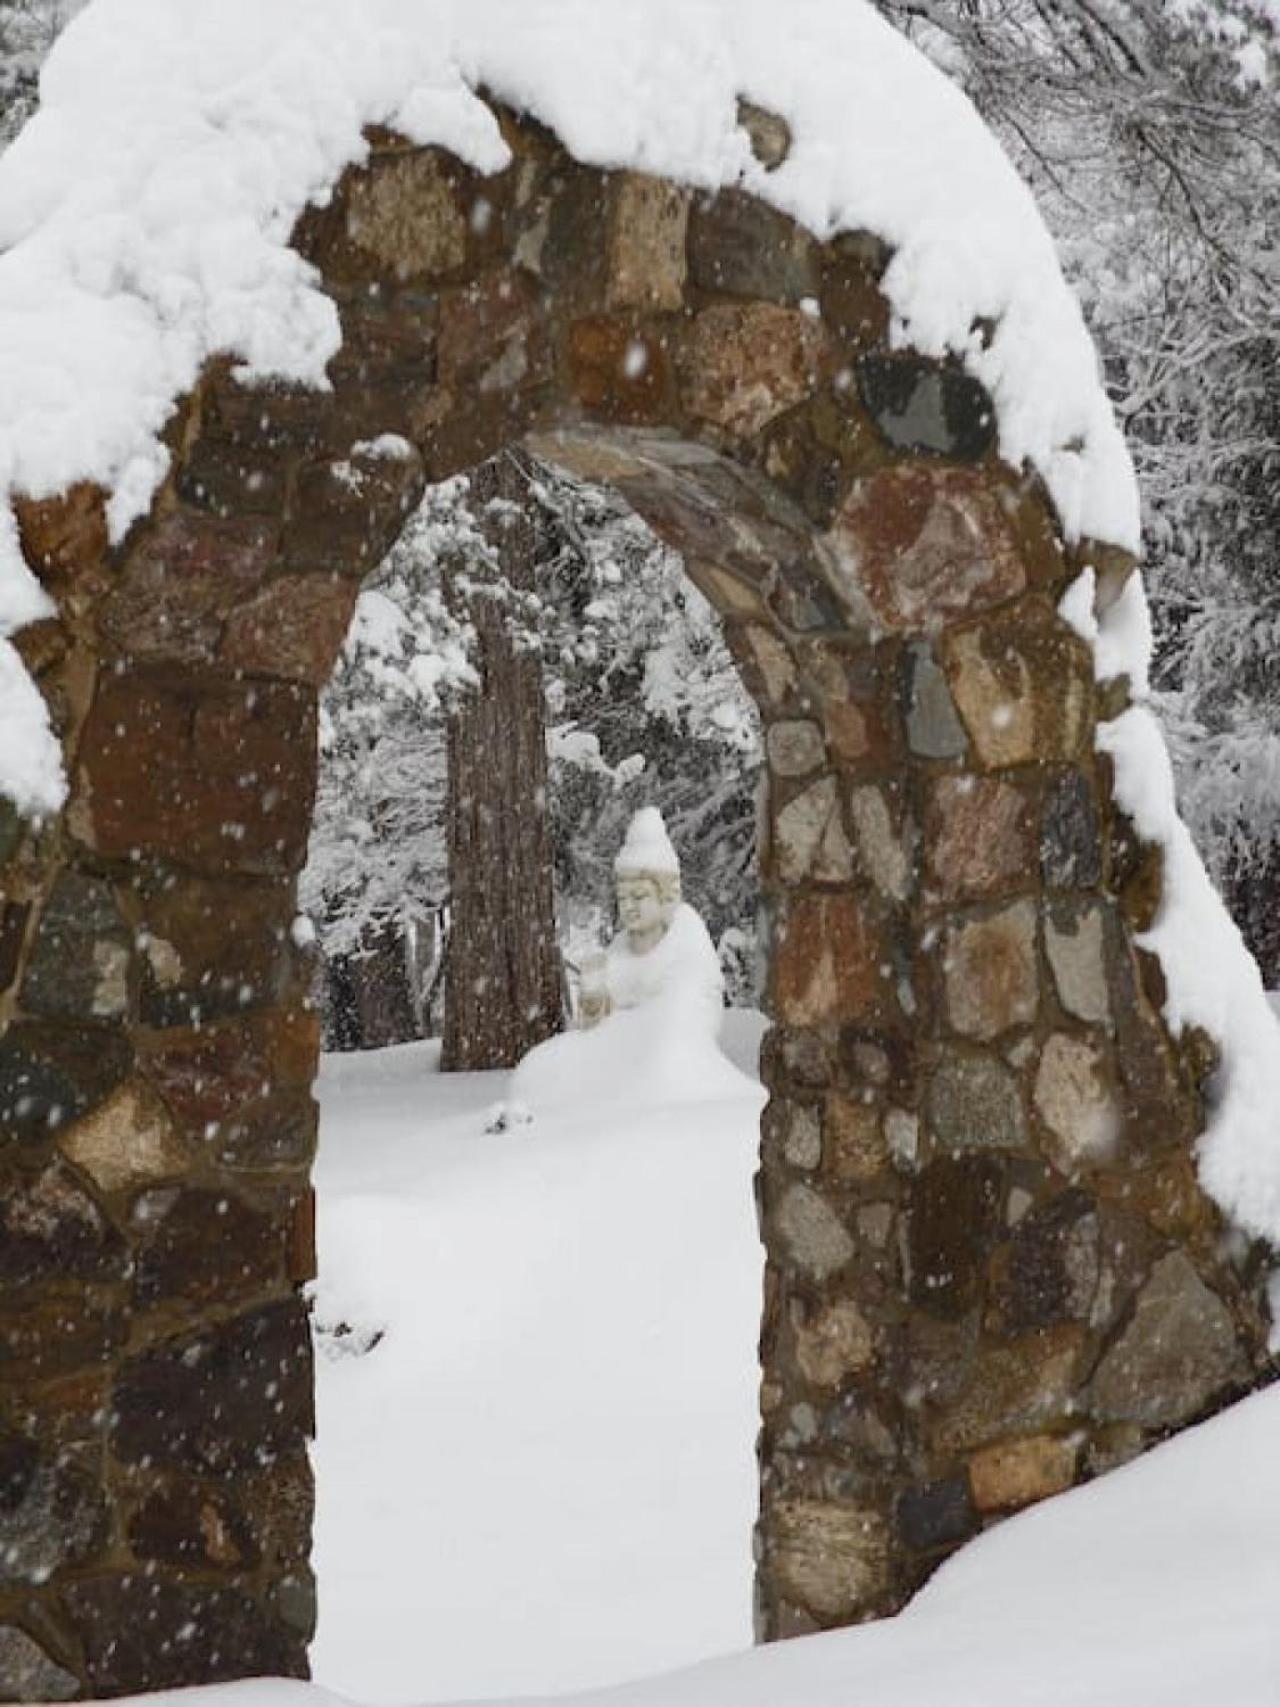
[678,303,826,437]
[849,785,912,903]
[774,778,853,883]
[794,1298,875,1387]
[768,1499,890,1619]
[773,1183,855,1279]
[783,1104,823,1170]
[926,776,1033,901]
[968,1434,1078,1512]
[825,464,1025,633]
[774,894,891,1026]
[57,1084,188,1196]
[345,150,467,279]
[744,625,798,706]
[944,901,1038,1040]
[767,720,826,779]
[1034,1032,1121,1170]
[605,174,689,310]
[824,1095,890,1181]
[943,613,1091,768]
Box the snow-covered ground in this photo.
[295,1017,1280,1707]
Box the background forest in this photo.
[4,0,1275,1047]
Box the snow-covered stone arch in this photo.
[0,1,1277,1696]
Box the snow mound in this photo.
[0,0,1138,812]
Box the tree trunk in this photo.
[442,455,564,1069]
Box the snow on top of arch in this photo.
[0,0,1138,814]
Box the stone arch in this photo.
[0,103,1272,1698]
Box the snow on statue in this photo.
[503,808,751,1121]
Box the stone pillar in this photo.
[0,639,322,1693]
[749,459,1273,1637]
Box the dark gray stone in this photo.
[0,1022,132,1146]
[991,1188,1099,1332]
[926,1049,1026,1152]
[904,642,967,759]
[1041,770,1102,889]
[858,356,997,461]
[0,801,21,868]
[688,190,819,303]
[0,1434,109,1586]
[896,1477,978,1551]
[22,872,132,1021]
[1090,1251,1248,1427]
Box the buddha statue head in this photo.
[614,807,681,955]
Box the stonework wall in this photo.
[0,104,1272,1696]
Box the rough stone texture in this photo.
[968,1434,1077,1512]
[926,777,1033,902]
[1090,1253,1249,1427]
[1,108,1268,1684]
[944,609,1092,768]
[943,902,1039,1040]
[773,1184,856,1280]
[904,642,968,759]
[678,303,826,436]
[926,1049,1026,1153]
[774,894,892,1026]
[826,464,1024,633]
[773,778,854,883]
[1041,769,1102,889]
[1045,901,1111,1027]
[824,1095,890,1182]
[0,1626,79,1702]
[988,1189,1099,1332]
[344,149,467,279]
[1034,1033,1122,1172]
[793,1298,875,1387]
[767,720,826,778]
[849,785,913,903]
[764,1499,890,1621]
[605,175,689,311]
[21,872,131,1019]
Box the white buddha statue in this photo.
[503,807,741,1120]
[579,807,723,1031]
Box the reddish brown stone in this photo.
[140,1009,319,1139]
[220,573,359,685]
[99,513,279,664]
[926,776,1034,901]
[112,1298,313,1473]
[76,668,317,876]
[773,894,894,1026]
[439,270,537,392]
[14,482,110,591]
[132,1188,287,1310]
[677,303,827,436]
[128,1480,259,1569]
[826,464,1025,633]
[566,316,673,424]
